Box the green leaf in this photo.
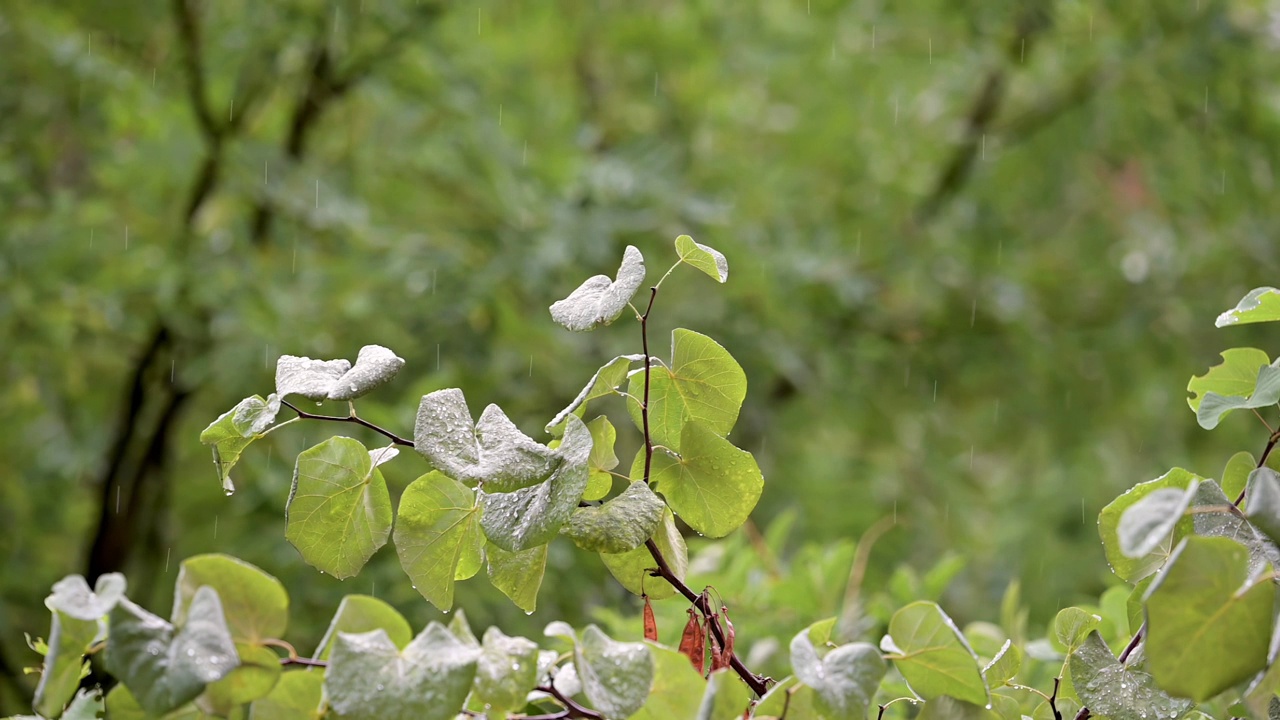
[199,643,281,713]
[472,627,539,713]
[313,595,412,661]
[887,601,988,706]
[33,609,96,718]
[285,436,393,579]
[1197,361,1280,429]
[325,623,480,720]
[46,572,125,620]
[600,509,688,599]
[173,554,288,644]
[790,623,887,719]
[413,389,558,491]
[1099,468,1204,582]
[627,329,748,450]
[1223,451,1257,505]
[248,670,323,720]
[1248,467,1280,544]
[448,609,481,648]
[200,396,275,495]
[549,245,646,332]
[1117,481,1198,558]
[583,415,619,501]
[753,676,822,720]
[105,588,240,717]
[649,420,763,538]
[1145,536,1274,701]
[545,356,642,435]
[1216,287,1280,327]
[1069,631,1191,719]
[479,414,592,552]
[1052,608,1101,653]
[982,640,1021,687]
[575,625,654,718]
[1187,348,1270,411]
[917,696,1002,719]
[630,644,706,720]
[676,235,729,283]
[487,542,548,612]
[327,345,405,400]
[562,481,665,553]
[274,355,350,400]
[697,668,754,720]
[1189,480,1280,575]
[394,471,482,612]
[1125,577,1154,639]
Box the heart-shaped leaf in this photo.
[275,356,351,400]
[549,245,646,332]
[286,437,393,578]
[105,588,240,716]
[1222,451,1257,507]
[1197,361,1280,429]
[414,389,559,492]
[1099,468,1204,582]
[313,595,412,661]
[1069,631,1191,719]
[627,329,747,450]
[1187,348,1270,412]
[600,509,687,600]
[887,601,988,706]
[1189,480,1280,575]
[328,345,405,400]
[33,608,97,718]
[394,471,483,612]
[173,555,288,644]
[575,625,655,718]
[981,640,1021,687]
[472,627,540,713]
[1052,608,1101,653]
[200,396,277,494]
[676,235,729,283]
[1216,287,1280,327]
[486,542,548,613]
[1145,536,1274,701]
[546,355,643,434]
[696,668,753,720]
[46,573,126,620]
[648,420,763,538]
[325,623,480,720]
[1117,482,1198,558]
[562,481,665,553]
[790,624,887,719]
[199,643,281,713]
[478,414,592,552]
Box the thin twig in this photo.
[535,684,605,720]
[637,284,771,697]
[280,399,414,447]
[280,656,327,668]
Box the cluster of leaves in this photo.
[12,243,1280,719]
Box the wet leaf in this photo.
[325,624,479,720]
[1069,632,1191,719]
[414,389,559,492]
[583,415,619,501]
[328,345,405,400]
[562,481,665,553]
[649,420,763,538]
[173,554,288,644]
[275,355,351,401]
[33,609,96,718]
[1117,482,1198,558]
[1187,348,1270,412]
[1145,536,1274,701]
[630,643,705,720]
[676,235,729,283]
[45,573,126,621]
[313,595,412,661]
[600,509,687,600]
[696,668,752,720]
[1052,608,1101,653]
[545,355,643,434]
[285,437,392,578]
[887,601,988,706]
[105,588,240,717]
[1247,467,1280,545]
[791,622,887,719]
[394,471,482,611]
[487,542,548,613]
[627,329,747,450]
[1216,287,1280,327]
[575,625,655,718]
[549,245,646,331]
[248,670,323,720]
[1098,468,1204,582]
[472,627,539,713]
[1196,361,1280,430]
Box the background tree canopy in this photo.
[2,0,1278,712]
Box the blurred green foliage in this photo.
[4,0,1280,712]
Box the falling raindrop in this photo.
[214,516,219,538]
[164,547,171,573]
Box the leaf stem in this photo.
[280,399,414,447]
[534,684,604,720]
[636,283,770,697]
